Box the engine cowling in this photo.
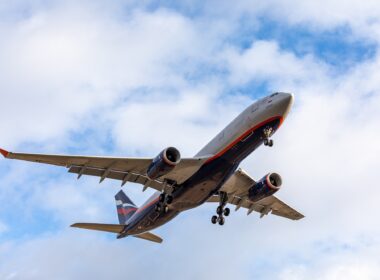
[248,173,282,202]
[146,147,181,180]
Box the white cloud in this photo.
[196,0,380,42]
[0,0,380,279]
[109,86,253,155]
[261,0,380,41]
[223,40,329,88]
[278,243,380,280]
[0,4,216,148]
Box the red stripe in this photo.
[129,116,284,215]
[117,207,137,215]
[0,148,9,158]
[205,116,283,164]
[135,197,159,213]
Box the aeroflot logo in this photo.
[116,200,135,208]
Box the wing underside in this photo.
[2,150,208,192]
[209,168,304,220]
[1,149,303,220]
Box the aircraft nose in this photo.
[276,92,294,119]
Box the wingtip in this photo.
[0,148,9,158]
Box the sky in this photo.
[0,0,380,279]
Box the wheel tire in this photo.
[264,139,269,146]
[224,208,230,216]
[211,215,218,224]
[269,139,273,147]
[166,195,173,205]
[159,193,166,203]
[216,206,223,215]
[218,216,225,225]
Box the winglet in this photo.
[0,148,9,158]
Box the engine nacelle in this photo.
[248,173,282,202]
[146,147,181,180]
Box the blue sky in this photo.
[0,1,380,279]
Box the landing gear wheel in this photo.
[211,192,229,225]
[165,195,173,205]
[224,208,230,216]
[211,215,218,224]
[268,139,273,147]
[264,139,269,146]
[159,193,166,203]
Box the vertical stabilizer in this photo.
[115,190,138,224]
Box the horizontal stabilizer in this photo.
[133,232,163,244]
[71,223,125,233]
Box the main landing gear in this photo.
[263,126,274,147]
[155,181,175,214]
[211,191,230,226]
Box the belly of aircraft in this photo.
[127,117,282,235]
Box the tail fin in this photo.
[115,190,138,224]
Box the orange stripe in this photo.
[134,116,283,214]
[205,116,283,164]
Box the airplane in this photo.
[0,92,304,243]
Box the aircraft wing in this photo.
[208,168,304,220]
[0,148,207,191]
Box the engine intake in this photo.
[146,147,181,180]
[248,173,282,202]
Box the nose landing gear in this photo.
[263,127,274,147]
[211,191,230,226]
[263,138,273,147]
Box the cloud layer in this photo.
[0,1,380,279]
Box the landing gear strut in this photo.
[263,126,274,147]
[211,191,230,226]
[155,180,175,214]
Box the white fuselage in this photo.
[196,92,294,158]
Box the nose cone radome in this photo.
[276,92,294,119]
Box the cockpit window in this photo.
[270,92,279,97]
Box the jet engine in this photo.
[248,173,282,202]
[146,147,181,180]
